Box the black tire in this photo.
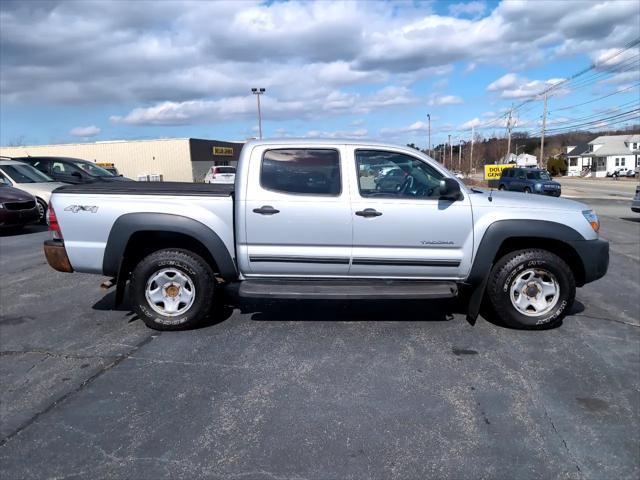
[130,249,216,331]
[486,249,575,329]
[523,187,531,194]
[36,198,47,224]
[498,184,506,191]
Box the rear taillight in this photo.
[48,202,63,240]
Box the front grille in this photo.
[3,200,36,211]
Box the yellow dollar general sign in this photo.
[213,146,234,156]
[484,164,514,180]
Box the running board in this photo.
[238,279,458,300]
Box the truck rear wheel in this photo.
[486,249,575,329]
[130,249,215,331]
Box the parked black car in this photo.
[13,157,131,184]
[498,167,561,196]
[0,183,40,229]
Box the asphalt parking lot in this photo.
[1,191,639,479]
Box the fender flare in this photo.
[467,219,585,285]
[102,212,237,281]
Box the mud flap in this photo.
[466,264,492,325]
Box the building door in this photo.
[349,148,473,279]
[239,146,352,277]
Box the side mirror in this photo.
[439,178,462,200]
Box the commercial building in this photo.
[0,138,243,182]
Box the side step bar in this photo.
[239,279,458,300]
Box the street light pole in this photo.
[469,125,474,175]
[427,114,431,157]
[251,88,265,139]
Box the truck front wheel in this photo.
[486,249,575,329]
[130,249,215,330]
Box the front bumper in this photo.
[0,206,39,227]
[43,239,74,272]
[541,189,561,197]
[568,239,609,285]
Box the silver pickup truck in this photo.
[44,140,608,331]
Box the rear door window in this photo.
[261,149,341,196]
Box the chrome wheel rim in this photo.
[36,201,45,220]
[509,268,559,317]
[145,268,195,317]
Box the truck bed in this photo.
[54,181,234,196]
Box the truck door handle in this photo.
[253,205,280,215]
[355,208,382,218]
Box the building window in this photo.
[615,158,620,166]
[621,158,626,166]
[261,149,341,196]
[569,158,577,166]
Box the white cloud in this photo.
[305,128,368,139]
[2,0,638,109]
[428,94,463,106]
[69,125,101,137]
[487,73,519,92]
[110,85,416,126]
[460,117,482,129]
[449,1,486,18]
[487,73,567,99]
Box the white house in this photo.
[566,141,592,176]
[499,152,538,167]
[571,134,640,177]
[516,153,537,167]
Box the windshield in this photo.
[1,164,54,183]
[526,171,551,180]
[215,166,236,174]
[72,161,114,177]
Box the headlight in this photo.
[0,203,4,209]
[582,209,599,233]
[535,183,542,190]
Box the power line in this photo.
[459,38,640,135]
[528,108,640,136]
[553,82,640,111]
[549,99,640,125]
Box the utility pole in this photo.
[469,126,474,174]
[458,138,462,171]
[427,114,431,157]
[540,91,548,168]
[506,104,514,163]
[251,88,265,139]
[448,134,452,169]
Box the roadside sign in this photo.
[213,146,234,156]
[484,164,514,180]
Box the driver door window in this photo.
[356,150,443,199]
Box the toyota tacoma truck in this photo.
[43,140,609,330]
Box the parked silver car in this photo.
[0,160,65,223]
[632,185,640,213]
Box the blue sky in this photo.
[1,0,638,148]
